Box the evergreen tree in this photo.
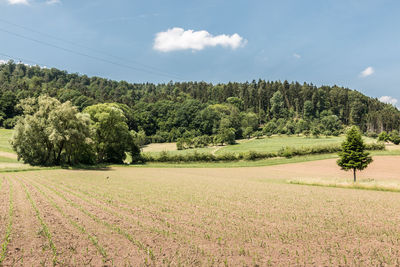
[337,126,372,182]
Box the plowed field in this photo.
[1,156,400,266]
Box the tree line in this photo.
[1,61,399,144]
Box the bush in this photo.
[378,131,390,142]
[3,117,19,129]
[366,131,378,138]
[254,131,263,139]
[389,130,400,145]
[176,139,184,150]
[242,151,277,161]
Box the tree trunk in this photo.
[353,168,356,182]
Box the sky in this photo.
[0,0,399,106]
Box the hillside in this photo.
[0,61,399,142]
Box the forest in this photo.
[0,61,399,145]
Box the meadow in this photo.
[1,157,400,265]
[1,128,400,265]
[142,135,376,157]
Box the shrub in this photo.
[366,131,378,138]
[389,130,400,145]
[242,151,277,161]
[378,131,390,142]
[254,131,263,139]
[3,117,19,129]
[176,139,184,150]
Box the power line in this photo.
[0,18,182,79]
[0,25,183,80]
[0,52,45,66]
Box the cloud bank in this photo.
[153,27,247,52]
[6,0,60,5]
[379,96,398,106]
[7,0,29,5]
[360,66,374,77]
[46,0,60,4]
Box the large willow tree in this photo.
[11,96,94,166]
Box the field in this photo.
[1,156,400,265]
[142,135,376,157]
[2,128,400,265]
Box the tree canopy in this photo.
[12,96,140,166]
[84,103,136,164]
[11,96,94,165]
[1,61,399,143]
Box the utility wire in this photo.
[0,52,46,67]
[0,25,183,80]
[0,18,182,79]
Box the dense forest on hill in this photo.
[0,61,399,143]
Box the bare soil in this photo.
[0,178,10,244]
[1,156,400,265]
[0,151,17,160]
[2,178,53,266]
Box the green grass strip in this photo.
[20,180,58,266]
[26,179,108,261]
[288,180,400,193]
[0,178,13,264]
[0,167,60,174]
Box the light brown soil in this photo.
[28,173,217,266]
[2,178,53,266]
[21,174,148,266]
[1,156,400,265]
[141,155,400,181]
[19,178,107,266]
[0,178,10,243]
[0,151,17,160]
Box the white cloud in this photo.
[46,0,60,4]
[293,53,301,59]
[6,0,61,5]
[7,0,29,4]
[379,96,398,106]
[0,59,8,65]
[153,27,247,52]
[360,66,374,77]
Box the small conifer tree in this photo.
[337,126,372,182]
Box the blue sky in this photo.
[1,0,399,105]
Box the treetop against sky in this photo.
[1,0,399,107]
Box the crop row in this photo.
[25,174,218,265]
[20,180,58,265]
[22,176,158,264]
[0,178,13,264]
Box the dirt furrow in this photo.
[27,174,218,266]
[0,178,9,242]
[30,172,249,265]
[2,177,52,266]
[0,178,11,264]
[37,172,215,234]
[22,175,149,266]
[18,176,109,266]
[29,174,225,265]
